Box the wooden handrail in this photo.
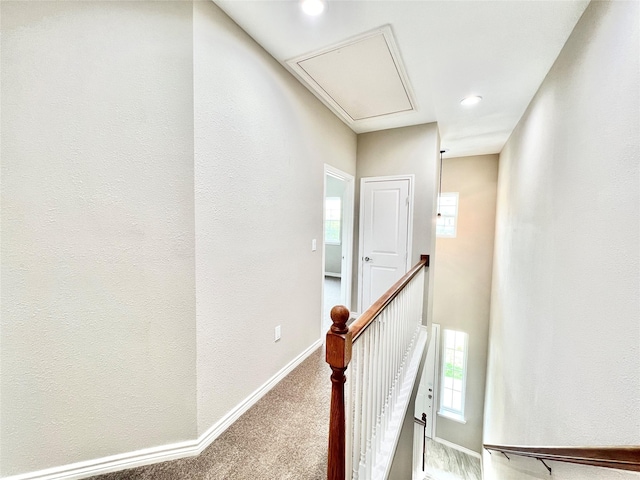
[350,254,429,341]
[484,444,640,473]
[325,255,429,480]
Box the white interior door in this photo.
[359,176,412,311]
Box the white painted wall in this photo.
[354,124,440,317]
[0,1,357,477]
[1,2,197,476]
[434,154,498,453]
[484,1,640,479]
[325,244,342,274]
[355,124,439,478]
[193,1,356,435]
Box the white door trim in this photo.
[323,165,355,335]
[357,174,414,313]
[428,323,440,439]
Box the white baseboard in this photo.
[4,339,323,480]
[324,272,341,278]
[195,338,322,453]
[433,436,482,459]
[4,440,201,480]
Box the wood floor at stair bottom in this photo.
[89,346,330,480]
[424,439,481,480]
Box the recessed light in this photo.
[301,0,326,16]
[460,95,482,106]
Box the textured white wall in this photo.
[484,1,639,479]
[354,124,440,316]
[193,1,356,435]
[356,124,439,269]
[0,1,197,476]
[355,124,439,479]
[434,154,498,453]
[325,244,343,274]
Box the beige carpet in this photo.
[91,347,330,480]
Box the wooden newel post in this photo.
[326,305,352,480]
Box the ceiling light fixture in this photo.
[301,0,326,16]
[460,95,483,106]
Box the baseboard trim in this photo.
[4,339,323,480]
[4,440,201,480]
[195,338,322,453]
[434,436,482,459]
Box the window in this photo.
[436,192,458,238]
[439,329,468,422]
[325,197,342,244]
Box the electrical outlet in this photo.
[274,325,281,342]
[312,239,317,251]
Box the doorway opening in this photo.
[322,165,354,336]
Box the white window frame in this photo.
[438,329,468,423]
[325,196,342,245]
[436,192,459,238]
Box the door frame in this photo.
[426,323,440,439]
[357,174,414,313]
[322,165,355,336]
[413,323,440,479]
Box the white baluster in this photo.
[371,319,380,465]
[342,267,428,480]
[346,341,355,480]
[382,311,390,437]
[364,329,373,479]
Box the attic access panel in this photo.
[287,26,416,124]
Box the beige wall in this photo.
[354,124,440,316]
[193,1,357,436]
[1,2,197,476]
[0,1,357,477]
[433,154,498,453]
[356,124,440,478]
[484,1,639,479]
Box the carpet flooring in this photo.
[90,347,331,480]
[88,346,481,480]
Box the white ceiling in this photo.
[214,0,590,158]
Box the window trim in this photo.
[436,192,459,238]
[325,196,342,245]
[437,410,467,424]
[438,329,469,422]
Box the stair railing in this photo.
[326,255,430,480]
[484,444,640,475]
